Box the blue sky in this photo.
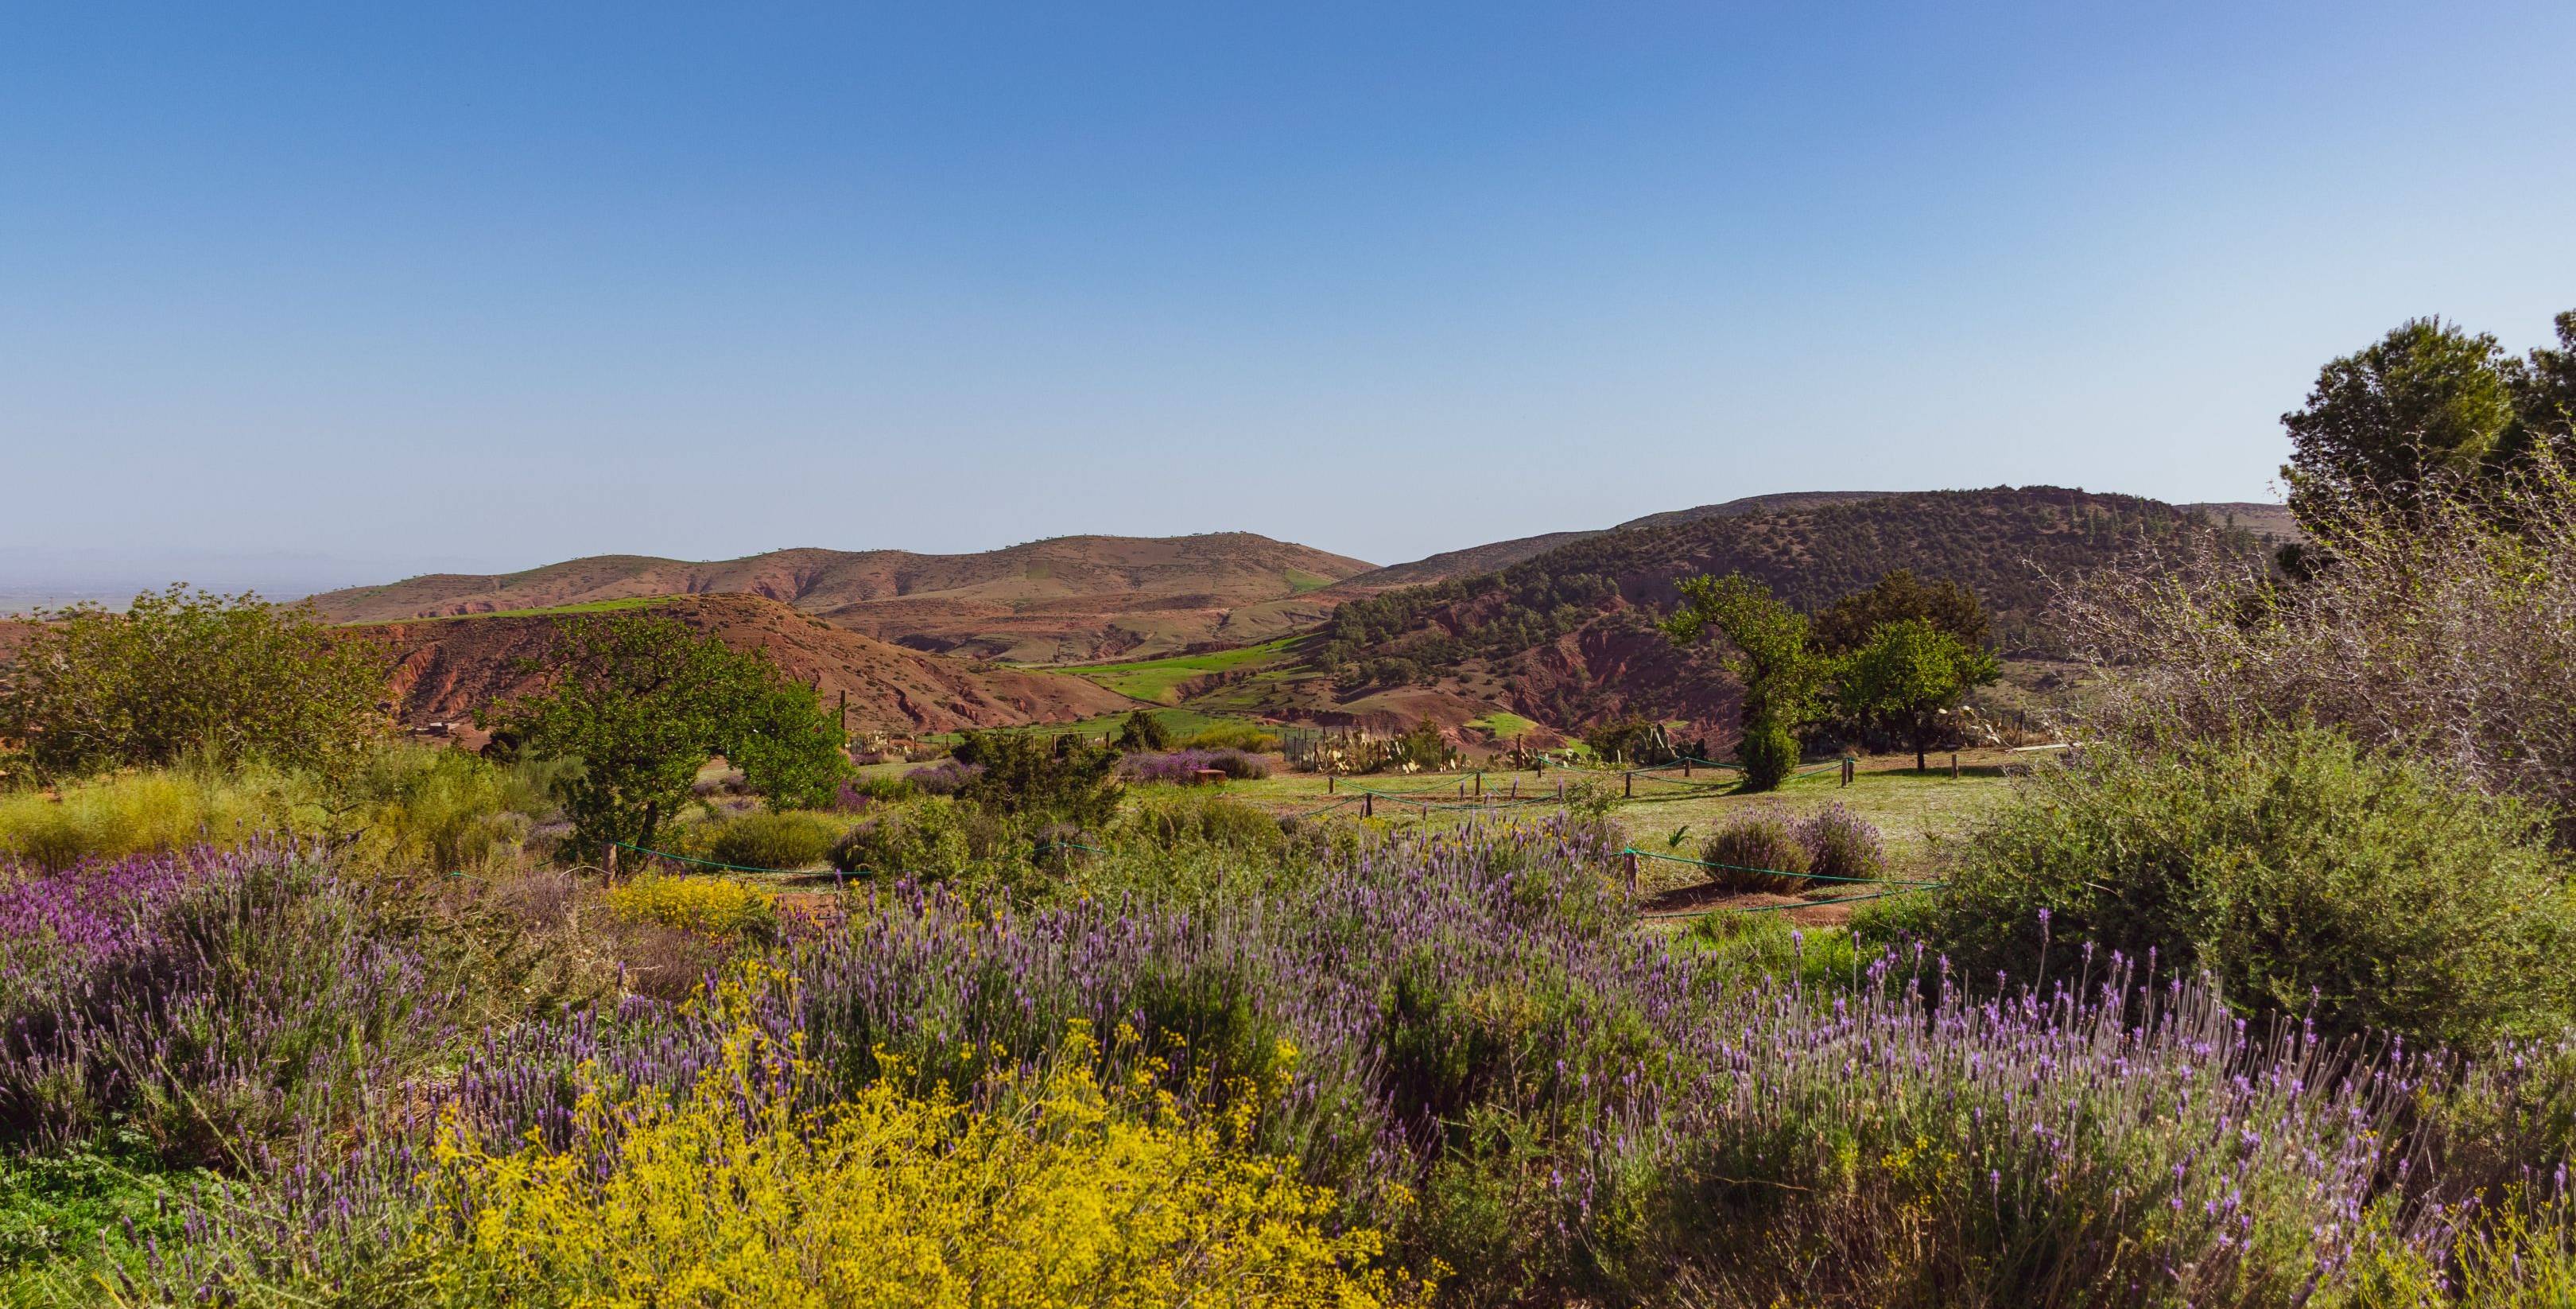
[5,2,2573,591]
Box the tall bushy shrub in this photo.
[0,586,386,781]
[2063,457,2576,825]
[1891,729,2576,1044]
[1736,723,1798,791]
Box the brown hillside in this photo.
[308,534,1376,663]
[1613,491,1896,533]
[1323,531,1600,596]
[2182,502,2301,542]
[1287,487,2251,740]
[355,594,1135,735]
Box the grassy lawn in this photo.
[1282,569,1336,595]
[1061,639,1303,703]
[916,707,1255,749]
[1465,711,1538,738]
[1212,752,2014,888]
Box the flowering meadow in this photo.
[2,815,2570,1306]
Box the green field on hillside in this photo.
[1063,638,1303,703]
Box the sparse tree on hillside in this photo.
[1662,574,1823,790]
[1834,617,2002,771]
[0,585,386,780]
[490,615,847,855]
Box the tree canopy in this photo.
[2283,309,2576,529]
[1810,569,1988,656]
[489,615,847,855]
[1834,617,2000,771]
[0,585,386,780]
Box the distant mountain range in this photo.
[20,489,2290,744]
[308,533,1374,664]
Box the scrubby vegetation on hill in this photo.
[1320,487,2221,681]
[1308,487,2220,735]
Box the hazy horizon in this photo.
[7,3,2570,577]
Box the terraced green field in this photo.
[1062,638,1303,703]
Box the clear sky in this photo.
[6,2,2573,592]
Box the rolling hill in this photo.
[355,593,1136,736]
[1189,487,2252,739]
[309,534,1375,663]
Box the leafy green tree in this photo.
[2501,310,2576,464]
[1811,569,1989,656]
[2283,317,2517,526]
[490,616,846,856]
[0,585,386,780]
[1115,710,1172,752]
[1833,618,2000,771]
[1662,574,1823,790]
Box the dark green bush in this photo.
[951,730,1123,828]
[1115,711,1173,752]
[827,802,972,879]
[1737,724,1798,791]
[1700,809,1812,892]
[703,810,844,871]
[1901,728,2576,1044]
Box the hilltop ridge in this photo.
[309,533,1374,663]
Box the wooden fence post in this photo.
[1473,771,1482,798]
[1951,752,1960,779]
[1624,771,1633,798]
[1327,774,1336,794]
[1841,756,1855,787]
[603,842,618,882]
[1624,849,1639,893]
[1682,758,1690,778]
[1364,793,1374,819]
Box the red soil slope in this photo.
[355,594,1136,735]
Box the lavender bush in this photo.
[902,759,983,796]
[1117,748,1271,783]
[0,845,451,1165]
[141,821,2555,1304]
[6,820,2562,1303]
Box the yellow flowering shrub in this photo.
[416,970,1428,1307]
[603,872,778,938]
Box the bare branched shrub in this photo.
[2061,460,2576,821]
